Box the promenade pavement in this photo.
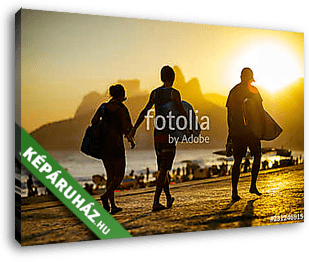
[20,164,304,245]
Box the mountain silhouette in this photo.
[74,91,106,118]
[30,67,304,152]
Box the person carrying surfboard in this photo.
[128,65,188,211]
[226,68,263,202]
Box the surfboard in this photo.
[244,98,282,141]
[161,100,201,140]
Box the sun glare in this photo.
[230,40,303,93]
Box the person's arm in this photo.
[226,95,233,156]
[120,106,133,136]
[128,90,156,139]
[227,107,233,138]
[226,92,233,139]
[120,106,135,149]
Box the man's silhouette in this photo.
[128,65,187,211]
[226,68,262,202]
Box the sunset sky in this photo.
[20,9,304,133]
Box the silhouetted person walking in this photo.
[128,65,187,211]
[27,174,34,197]
[146,167,150,181]
[226,68,262,202]
[92,84,134,214]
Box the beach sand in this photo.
[20,164,304,246]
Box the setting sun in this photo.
[231,40,303,93]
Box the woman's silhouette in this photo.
[91,84,133,214]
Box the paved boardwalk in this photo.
[20,164,304,245]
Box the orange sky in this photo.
[20,9,304,133]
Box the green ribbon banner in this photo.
[19,125,132,240]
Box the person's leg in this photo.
[100,189,111,212]
[162,143,176,207]
[152,142,165,211]
[153,167,166,210]
[152,140,176,211]
[159,142,176,209]
[100,159,113,212]
[231,136,247,201]
[231,155,242,201]
[109,175,124,213]
[104,158,125,213]
[163,173,171,200]
[109,193,123,214]
[163,173,174,208]
[153,186,163,206]
[249,139,262,195]
[109,194,116,208]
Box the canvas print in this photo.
[15,8,304,246]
